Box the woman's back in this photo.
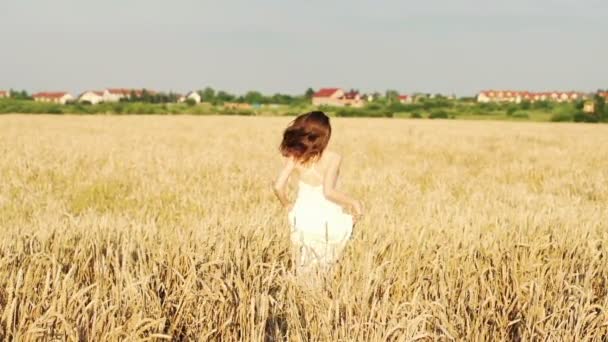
[293,150,339,188]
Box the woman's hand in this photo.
[273,158,295,209]
[351,200,364,222]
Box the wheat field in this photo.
[1,114,607,341]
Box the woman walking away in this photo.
[273,111,363,275]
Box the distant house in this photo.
[103,88,155,102]
[33,92,74,105]
[0,90,9,99]
[549,91,560,102]
[103,89,131,102]
[566,92,582,102]
[341,90,365,108]
[312,88,365,107]
[398,95,412,104]
[598,91,608,101]
[477,90,495,103]
[478,90,585,104]
[179,91,201,104]
[583,101,595,114]
[78,91,104,104]
[521,92,533,102]
[478,90,523,103]
[312,88,345,107]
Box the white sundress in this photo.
[287,173,354,273]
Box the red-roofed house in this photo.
[312,88,366,107]
[312,88,344,107]
[341,90,365,107]
[398,95,412,104]
[478,90,585,104]
[549,91,560,101]
[477,90,494,103]
[78,91,105,104]
[33,92,74,104]
[0,90,9,99]
[478,90,522,103]
[598,92,608,100]
[557,91,583,103]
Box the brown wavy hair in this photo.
[280,111,331,164]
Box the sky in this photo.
[0,0,606,96]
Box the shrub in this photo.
[550,112,572,122]
[533,101,554,110]
[550,105,575,122]
[573,112,599,123]
[387,102,408,113]
[336,107,392,118]
[46,106,64,114]
[410,112,422,119]
[420,100,452,111]
[511,111,530,119]
[365,103,383,111]
[429,110,448,119]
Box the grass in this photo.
[1,115,608,340]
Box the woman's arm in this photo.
[323,154,363,216]
[273,158,295,209]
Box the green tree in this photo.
[594,93,605,116]
[166,92,180,103]
[128,90,138,102]
[200,87,215,103]
[271,93,295,105]
[305,88,315,99]
[385,90,399,103]
[244,91,264,104]
[9,89,31,100]
[596,94,608,122]
[506,105,517,116]
[215,90,235,103]
[140,89,152,103]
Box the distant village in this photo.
[0,89,201,105]
[0,87,607,114]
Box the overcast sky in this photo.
[0,0,606,96]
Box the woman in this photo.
[273,111,363,274]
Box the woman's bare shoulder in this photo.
[323,150,342,162]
